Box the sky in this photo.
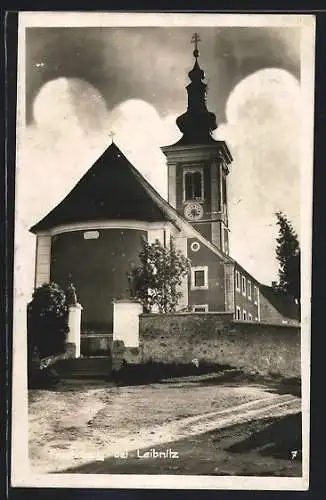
[16,23,303,298]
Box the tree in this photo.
[275,212,300,304]
[132,237,190,313]
[27,282,69,358]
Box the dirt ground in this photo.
[65,413,302,476]
[28,374,302,476]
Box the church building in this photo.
[30,35,299,336]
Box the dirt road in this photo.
[28,376,301,475]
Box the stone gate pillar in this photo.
[112,299,143,347]
[67,303,83,358]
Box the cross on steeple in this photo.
[174,32,217,144]
[109,131,116,143]
[191,32,201,59]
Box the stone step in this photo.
[53,356,111,379]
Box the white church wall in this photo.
[147,228,165,245]
[147,222,176,247]
[34,234,51,288]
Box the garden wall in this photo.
[139,313,301,378]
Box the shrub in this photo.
[27,282,69,359]
[111,339,126,355]
[130,237,190,313]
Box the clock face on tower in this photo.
[184,202,204,221]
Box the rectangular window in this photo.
[195,270,205,287]
[242,276,246,296]
[235,270,240,292]
[191,266,208,290]
[183,167,204,201]
[247,280,252,300]
[236,306,241,320]
[254,285,259,305]
[243,309,247,321]
[193,304,208,312]
[248,313,252,321]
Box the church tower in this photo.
[161,33,233,254]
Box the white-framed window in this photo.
[183,167,204,202]
[243,309,247,321]
[242,276,246,296]
[193,304,208,312]
[236,306,241,320]
[248,313,252,321]
[235,270,240,292]
[191,266,209,290]
[254,285,259,305]
[247,280,252,300]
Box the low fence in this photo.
[139,312,301,378]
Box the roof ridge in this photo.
[30,142,169,233]
[29,141,231,263]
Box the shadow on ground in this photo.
[61,412,302,476]
[226,412,302,459]
[112,364,301,398]
[30,360,301,400]
[196,372,301,398]
[111,361,232,385]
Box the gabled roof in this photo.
[30,142,173,233]
[29,142,230,262]
[259,284,300,321]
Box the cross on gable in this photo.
[109,131,116,142]
[191,32,201,57]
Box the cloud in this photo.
[26,26,301,126]
[215,68,300,283]
[16,69,301,298]
[19,78,179,225]
[16,78,179,297]
[104,98,181,195]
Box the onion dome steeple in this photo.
[176,33,218,144]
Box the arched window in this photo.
[183,168,204,201]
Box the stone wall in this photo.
[139,313,301,378]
